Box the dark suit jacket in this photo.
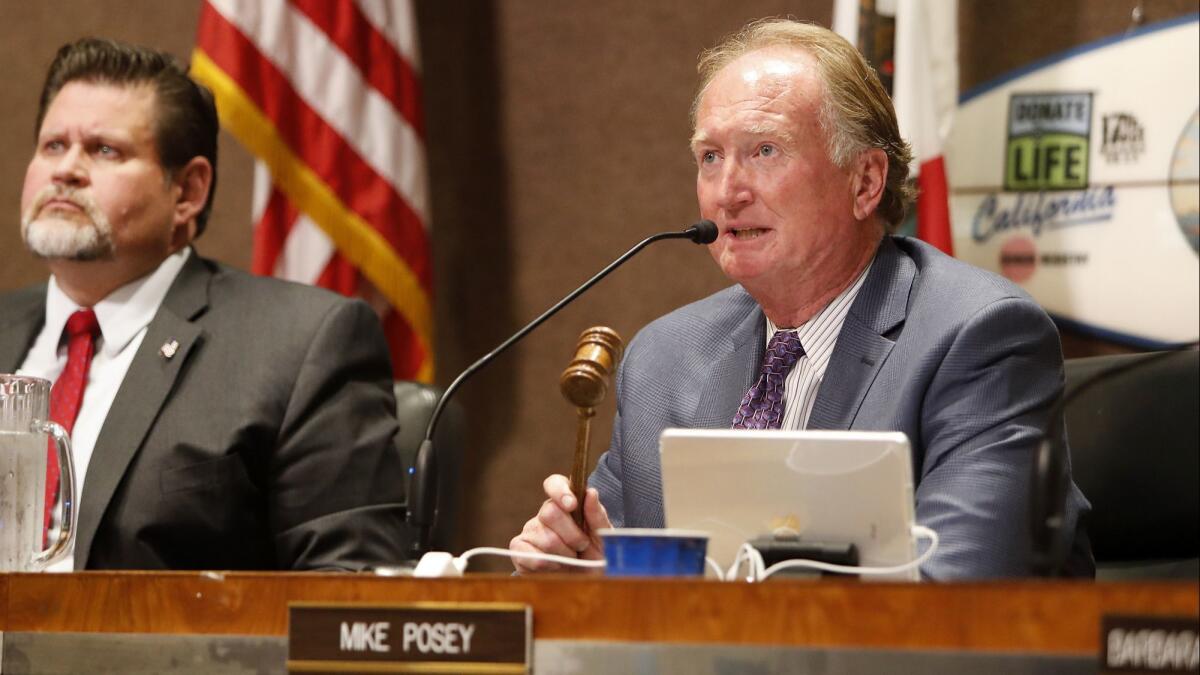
[591,236,1093,579]
[0,251,408,570]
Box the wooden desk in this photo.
[1,573,1196,673]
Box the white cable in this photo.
[704,556,725,578]
[757,525,939,581]
[458,546,607,571]
[723,543,766,582]
[429,525,938,580]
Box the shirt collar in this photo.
[765,257,874,345]
[44,248,191,356]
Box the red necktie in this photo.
[45,308,100,537]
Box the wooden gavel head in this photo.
[559,326,623,409]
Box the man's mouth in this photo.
[43,198,85,213]
[729,227,768,240]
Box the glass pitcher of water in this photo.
[0,374,75,571]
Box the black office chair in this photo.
[1064,350,1199,580]
[394,382,465,554]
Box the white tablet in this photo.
[659,428,919,581]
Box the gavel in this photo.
[559,327,623,531]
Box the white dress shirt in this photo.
[768,260,872,431]
[17,248,190,571]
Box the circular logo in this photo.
[1168,109,1199,254]
[1000,236,1038,283]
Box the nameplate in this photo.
[1101,615,1199,674]
[287,602,531,674]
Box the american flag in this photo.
[192,0,434,381]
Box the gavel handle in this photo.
[570,406,595,531]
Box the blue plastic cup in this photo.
[597,528,709,577]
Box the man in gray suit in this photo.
[511,19,1091,578]
[0,38,407,570]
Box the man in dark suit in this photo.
[510,19,1091,578]
[0,38,407,570]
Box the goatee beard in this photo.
[21,185,114,260]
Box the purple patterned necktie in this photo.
[731,330,805,430]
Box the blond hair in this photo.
[693,18,915,227]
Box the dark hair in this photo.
[36,37,219,236]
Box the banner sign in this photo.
[948,16,1199,346]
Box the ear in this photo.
[850,148,888,221]
[170,156,213,241]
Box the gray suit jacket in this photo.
[0,251,408,570]
[591,236,1093,579]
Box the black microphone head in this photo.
[687,219,718,244]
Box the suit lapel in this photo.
[807,238,914,430]
[692,289,765,428]
[74,254,210,568]
[0,288,47,372]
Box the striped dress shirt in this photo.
[767,260,873,430]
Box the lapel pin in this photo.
[160,339,180,360]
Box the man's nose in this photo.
[715,158,753,212]
[51,145,88,186]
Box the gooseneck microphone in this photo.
[407,220,718,555]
